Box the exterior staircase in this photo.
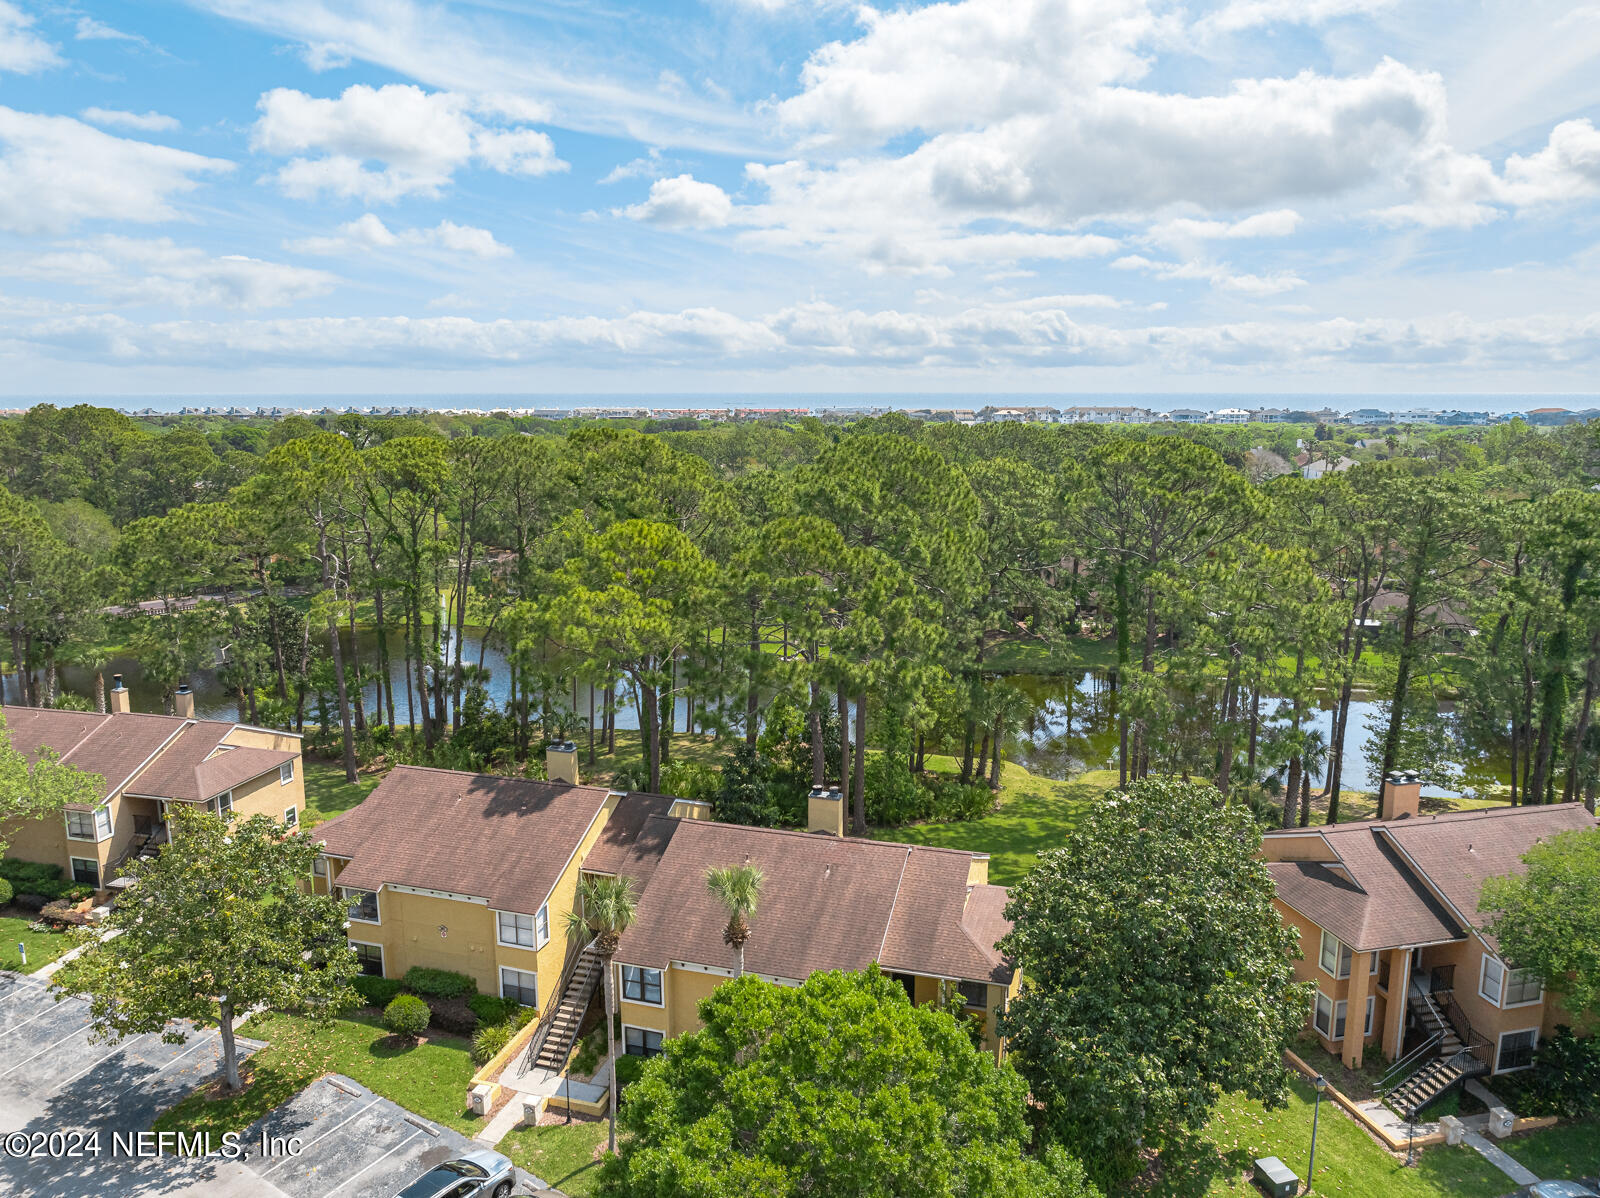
[529,944,602,1073]
[1379,981,1491,1118]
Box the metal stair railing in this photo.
[1434,989,1494,1073]
[1377,1030,1443,1100]
[517,936,598,1076]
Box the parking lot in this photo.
[0,971,542,1198]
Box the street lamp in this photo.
[1307,1074,1328,1193]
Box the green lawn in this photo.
[300,759,386,828]
[0,913,75,973]
[1510,1117,1600,1179]
[870,758,1106,886]
[497,1119,610,1196]
[1143,1075,1510,1198]
[153,1011,481,1139]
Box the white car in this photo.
[1530,1183,1600,1198]
[393,1148,516,1198]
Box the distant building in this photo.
[1524,407,1579,426]
[1060,405,1151,424]
[981,405,1061,423]
[1209,407,1251,425]
[1249,408,1293,423]
[1345,408,1393,424]
[1441,410,1491,426]
[1165,408,1206,423]
[1302,455,1356,480]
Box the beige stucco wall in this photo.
[223,727,303,753]
[1260,832,1338,864]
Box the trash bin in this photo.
[1252,1156,1299,1198]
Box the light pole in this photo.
[1306,1074,1328,1193]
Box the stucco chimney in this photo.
[173,684,195,720]
[109,674,131,714]
[546,740,579,786]
[807,785,844,837]
[1379,770,1422,820]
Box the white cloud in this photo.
[623,175,735,227]
[81,108,181,133]
[1113,253,1306,295]
[1147,209,1302,242]
[0,1,58,73]
[10,236,336,309]
[1193,0,1395,38]
[13,303,1600,373]
[0,108,231,234]
[600,150,664,184]
[252,83,565,202]
[75,15,150,45]
[286,213,512,259]
[1502,119,1600,206]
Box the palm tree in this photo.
[705,863,763,977]
[563,873,637,1154]
[73,648,110,714]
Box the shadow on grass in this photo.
[1134,1130,1251,1198]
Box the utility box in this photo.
[1252,1156,1299,1198]
[1489,1107,1515,1139]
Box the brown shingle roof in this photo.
[2,705,186,803]
[583,792,678,882]
[125,721,294,801]
[315,765,613,916]
[611,818,1012,985]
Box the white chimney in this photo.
[546,740,579,786]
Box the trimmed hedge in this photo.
[0,860,94,903]
[402,966,477,999]
[352,975,403,1008]
[0,876,12,906]
[468,993,514,1026]
[426,996,479,1037]
[383,995,430,1039]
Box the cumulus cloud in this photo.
[1193,0,1395,38]
[286,213,512,259]
[1502,119,1600,205]
[81,108,181,133]
[0,108,231,234]
[1147,209,1302,243]
[0,2,58,73]
[10,236,337,309]
[10,303,1600,373]
[622,175,735,227]
[1113,253,1306,294]
[252,83,566,201]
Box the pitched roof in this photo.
[125,721,294,801]
[315,765,613,915]
[583,792,678,884]
[2,705,186,804]
[1266,804,1598,952]
[610,818,1013,986]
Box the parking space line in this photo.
[0,998,80,1038]
[87,1032,216,1113]
[258,1096,381,1177]
[321,1128,422,1197]
[0,1020,95,1079]
[0,980,46,1002]
[48,1034,150,1094]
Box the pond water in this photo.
[49,632,1495,796]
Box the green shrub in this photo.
[383,995,431,1039]
[512,1004,537,1029]
[925,775,996,822]
[0,876,12,907]
[614,1054,645,1088]
[426,997,479,1036]
[571,1025,605,1076]
[402,966,477,999]
[472,1021,514,1065]
[864,752,929,825]
[1497,1027,1600,1118]
[468,993,512,1025]
[0,860,86,902]
[660,759,720,803]
[712,742,787,828]
[352,975,403,1007]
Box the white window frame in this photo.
[621,1024,664,1058]
[1364,994,1376,1037]
[342,886,380,925]
[311,857,328,879]
[211,791,233,820]
[499,967,538,1009]
[1480,955,1505,1006]
[535,903,550,949]
[1318,929,1352,980]
[621,964,665,1007]
[1334,999,1349,1041]
[350,941,384,977]
[1503,967,1544,1008]
[65,809,104,842]
[497,911,537,949]
[1312,991,1334,1038]
[69,856,100,888]
[279,761,295,785]
[282,806,298,828]
[1495,1027,1539,1074]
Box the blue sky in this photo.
[1,0,1598,396]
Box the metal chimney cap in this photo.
[549,740,576,753]
[176,684,191,695]
[111,674,126,690]
[808,786,829,800]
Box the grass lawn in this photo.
[1143,1075,1510,1198]
[300,759,387,828]
[1509,1117,1600,1179]
[0,912,75,973]
[497,1118,611,1196]
[152,1011,481,1139]
[870,758,1107,886]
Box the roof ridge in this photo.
[678,814,981,858]
[876,847,913,963]
[388,762,610,790]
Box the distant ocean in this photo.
[9,392,1600,416]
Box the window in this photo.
[312,857,328,879]
[1480,956,1505,1005]
[279,761,295,785]
[1497,1029,1538,1073]
[622,965,663,1005]
[624,1026,664,1058]
[283,807,298,829]
[500,967,537,1008]
[343,888,379,924]
[211,791,233,820]
[1364,995,1376,1037]
[498,911,536,948]
[1334,999,1349,1041]
[536,904,550,948]
[956,980,988,1010]
[65,810,96,841]
[1370,952,1380,975]
[1504,968,1543,1006]
[1313,991,1334,1038]
[70,857,100,888]
[1319,930,1352,979]
[352,943,383,977]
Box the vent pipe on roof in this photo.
[174,684,195,720]
[109,673,131,714]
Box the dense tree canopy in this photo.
[1483,827,1600,1019]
